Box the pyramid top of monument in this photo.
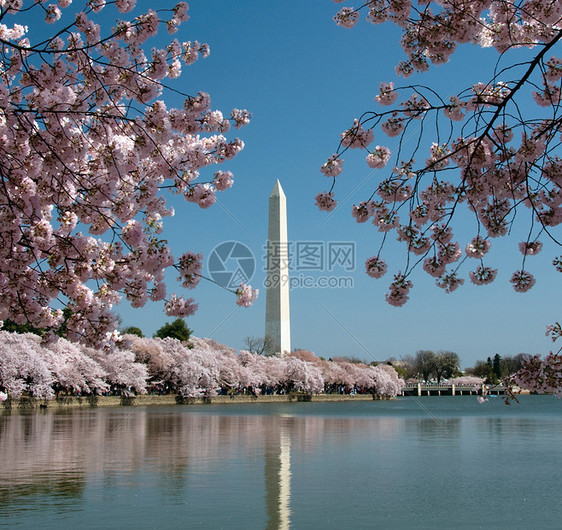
[270,179,286,198]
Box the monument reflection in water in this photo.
[2,398,562,528]
[0,405,397,528]
[265,416,292,529]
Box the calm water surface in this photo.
[1,396,561,529]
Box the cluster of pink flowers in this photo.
[375,82,398,105]
[333,6,359,28]
[318,0,562,304]
[320,154,344,177]
[450,376,485,386]
[0,1,257,347]
[340,119,375,149]
[366,145,392,169]
[236,284,259,308]
[465,236,491,258]
[381,113,405,137]
[510,270,536,293]
[469,265,498,286]
[352,201,374,223]
[510,353,562,395]
[315,191,337,212]
[177,252,203,289]
[365,256,387,279]
[385,273,413,307]
[519,241,543,256]
[436,272,464,293]
[213,170,234,191]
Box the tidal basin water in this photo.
[1,396,562,529]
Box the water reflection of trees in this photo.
[0,407,402,521]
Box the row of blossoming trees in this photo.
[0,331,405,402]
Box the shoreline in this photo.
[2,390,535,412]
[3,393,391,411]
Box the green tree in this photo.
[414,350,436,382]
[1,319,43,336]
[154,319,192,342]
[467,360,492,379]
[122,326,144,338]
[433,351,460,384]
[492,354,502,379]
[486,357,499,384]
[500,354,528,378]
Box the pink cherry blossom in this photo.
[236,283,258,307]
[466,236,492,258]
[436,272,464,293]
[469,266,498,286]
[165,294,198,317]
[334,7,359,29]
[423,256,446,278]
[341,119,374,149]
[315,191,337,212]
[365,256,387,279]
[510,270,536,293]
[213,170,234,191]
[519,241,543,256]
[320,154,344,177]
[366,146,391,169]
[177,252,202,289]
[351,201,374,223]
[381,113,405,137]
[375,82,398,105]
[385,273,412,307]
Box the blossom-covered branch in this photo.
[320,0,562,306]
[0,1,255,347]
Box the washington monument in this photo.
[265,180,291,355]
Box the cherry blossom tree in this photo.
[320,0,562,306]
[450,375,485,386]
[0,0,256,348]
[83,343,147,394]
[507,321,562,396]
[41,334,109,394]
[237,349,272,391]
[370,363,405,397]
[125,333,174,382]
[283,356,325,394]
[127,335,236,397]
[319,358,355,390]
[0,331,53,398]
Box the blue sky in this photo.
[116,0,560,369]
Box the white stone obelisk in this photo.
[265,180,291,356]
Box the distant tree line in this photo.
[390,350,461,383]
[464,353,528,384]
[386,350,528,385]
